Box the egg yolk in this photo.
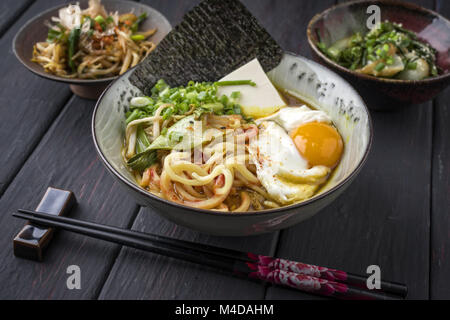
[290,122,343,169]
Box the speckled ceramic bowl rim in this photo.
[12,0,171,85]
[92,52,374,217]
[307,0,450,85]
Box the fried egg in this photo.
[249,106,343,205]
[257,106,332,132]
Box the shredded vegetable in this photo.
[32,0,157,78]
[124,79,254,171]
[317,21,439,79]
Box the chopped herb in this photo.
[231,91,241,100]
[131,34,146,42]
[216,80,256,87]
[317,21,439,79]
[68,28,81,73]
[127,150,157,171]
[136,126,150,154]
[131,13,147,33]
[406,62,417,70]
[126,109,144,125]
[105,16,115,24]
[94,15,107,30]
[375,62,386,72]
[94,15,106,24]
[169,131,183,143]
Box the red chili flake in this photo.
[215,174,225,188]
[94,21,103,32]
[102,35,114,45]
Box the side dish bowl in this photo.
[307,0,450,110]
[92,53,373,236]
[13,0,171,99]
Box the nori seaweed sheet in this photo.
[129,0,283,94]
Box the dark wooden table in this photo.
[0,0,448,300]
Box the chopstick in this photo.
[13,209,405,300]
[17,209,407,297]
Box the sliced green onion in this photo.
[375,62,386,72]
[178,103,189,114]
[169,131,183,143]
[131,13,147,32]
[327,47,341,60]
[127,150,157,171]
[105,16,115,24]
[131,34,146,42]
[203,102,224,114]
[94,15,106,24]
[406,62,417,70]
[136,126,151,154]
[317,42,327,52]
[131,97,152,107]
[230,91,241,100]
[216,80,256,87]
[68,28,81,73]
[220,94,229,105]
[162,107,174,120]
[126,109,142,125]
[197,91,207,101]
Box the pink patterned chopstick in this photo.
[245,253,405,296]
[14,209,406,300]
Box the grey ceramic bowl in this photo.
[13,0,171,99]
[92,52,373,236]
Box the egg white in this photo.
[248,121,330,205]
[256,105,331,134]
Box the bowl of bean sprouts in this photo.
[13,0,171,99]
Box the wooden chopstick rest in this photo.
[13,187,76,261]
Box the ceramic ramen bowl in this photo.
[92,52,373,236]
[13,0,171,100]
[307,0,450,110]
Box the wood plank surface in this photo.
[0,0,447,301]
[0,97,139,299]
[140,0,199,24]
[98,209,278,299]
[431,0,450,300]
[265,0,435,300]
[265,102,433,300]
[97,0,336,300]
[0,0,74,196]
[0,0,33,38]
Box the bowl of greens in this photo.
[307,0,450,109]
